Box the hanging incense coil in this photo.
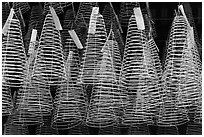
[52,51,84,130]
[2,18,27,88]
[158,14,201,127]
[85,37,119,128]
[79,13,107,85]
[120,14,161,126]
[32,12,67,86]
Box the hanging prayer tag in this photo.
[92,7,99,15]
[133,7,145,30]
[30,29,38,43]
[68,30,83,49]
[49,6,62,30]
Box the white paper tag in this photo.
[18,8,25,27]
[178,5,190,27]
[30,29,37,43]
[133,7,145,30]
[2,8,15,35]
[92,7,99,15]
[68,51,73,60]
[49,6,62,30]
[68,30,83,49]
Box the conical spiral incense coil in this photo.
[79,13,107,85]
[2,2,10,27]
[2,78,13,116]
[158,14,201,126]
[4,115,29,135]
[24,3,44,54]
[85,37,120,128]
[102,2,122,34]
[52,51,83,130]
[120,14,161,126]
[43,2,64,15]
[2,18,27,88]
[13,2,30,14]
[119,2,138,27]
[75,2,98,27]
[12,50,45,126]
[32,12,67,86]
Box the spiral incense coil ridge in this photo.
[2,2,10,27]
[32,12,67,86]
[2,18,27,88]
[85,43,119,128]
[119,2,138,27]
[2,79,13,116]
[120,14,161,126]
[79,13,107,85]
[13,2,30,14]
[43,2,64,15]
[52,51,84,130]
